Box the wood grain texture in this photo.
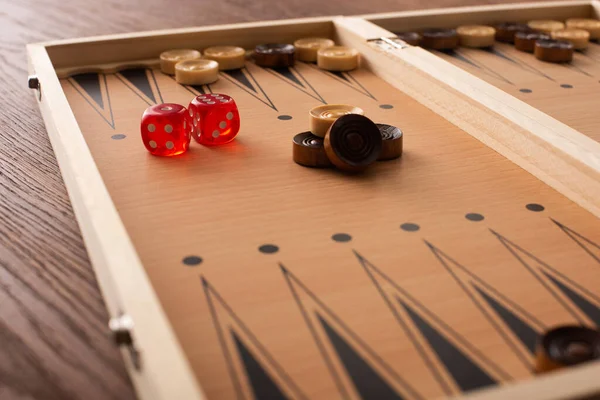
[1,0,553,399]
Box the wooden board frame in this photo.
[354,1,600,219]
[26,3,600,400]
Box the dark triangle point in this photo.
[473,284,539,354]
[222,68,278,110]
[203,278,306,400]
[120,68,157,103]
[551,219,600,264]
[427,240,541,366]
[442,50,512,84]
[492,229,590,323]
[445,50,481,69]
[423,240,435,250]
[398,298,497,392]
[486,48,554,80]
[266,66,326,103]
[330,71,350,82]
[317,313,404,400]
[232,330,289,400]
[190,85,207,94]
[224,68,256,93]
[279,263,288,273]
[271,67,304,87]
[309,65,375,100]
[542,270,600,326]
[283,264,420,400]
[354,248,456,395]
[484,48,517,64]
[567,64,593,77]
[352,249,366,262]
[72,73,104,109]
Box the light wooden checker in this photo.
[60,60,600,400]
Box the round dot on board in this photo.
[111,134,126,140]
[148,124,156,132]
[166,141,174,149]
[526,203,545,212]
[212,130,220,138]
[226,112,234,120]
[278,115,293,120]
[182,256,203,266]
[465,213,485,222]
[561,84,573,89]
[259,244,279,254]
[379,104,394,109]
[400,223,420,232]
[149,140,157,149]
[332,233,352,243]
[219,121,227,129]
[165,124,173,133]
[520,88,532,93]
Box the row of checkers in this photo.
[158,38,360,86]
[396,18,600,63]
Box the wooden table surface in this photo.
[1,0,552,398]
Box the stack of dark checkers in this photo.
[293,104,403,172]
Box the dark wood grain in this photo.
[0,0,550,398]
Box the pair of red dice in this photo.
[141,93,240,156]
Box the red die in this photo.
[141,103,191,156]
[188,93,240,145]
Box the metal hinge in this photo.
[367,37,410,51]
[28,75,42,101]
[109,314,142,371]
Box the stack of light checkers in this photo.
[158,38,360,85]
[395,17,600,64]
[293,104,403,172]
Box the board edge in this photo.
[26,43,206,400]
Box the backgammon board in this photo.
[27,1,600,399]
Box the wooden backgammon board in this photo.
[27,1,600,399]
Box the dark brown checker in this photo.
[420,28,459,50]
[536,325,600,373]
[254,43,295,67]
[495,22,532,43]
[534,38,574,62]
[293,131,332,168]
